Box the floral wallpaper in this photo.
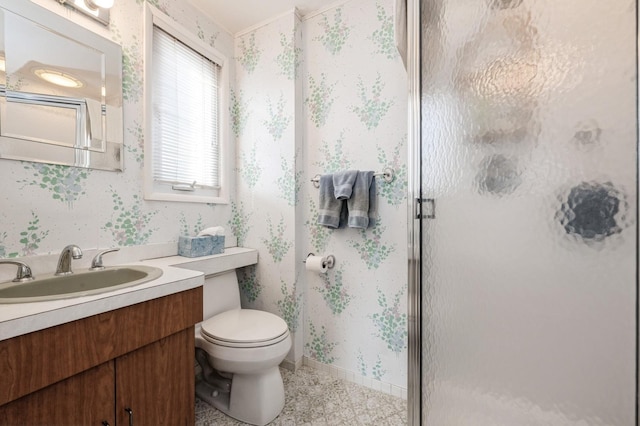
[233,12,304,363]
[1,0,409,393]
[303,0,408,390]
[0,0,235,263]
[233,0,408,390]
[19,163,90,208]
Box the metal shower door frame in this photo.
[406,0,421,424]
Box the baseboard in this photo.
[280,357,303,372]
[303,356,407,400]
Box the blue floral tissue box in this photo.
[178,235,225,257]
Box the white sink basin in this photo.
[0,265,163,303]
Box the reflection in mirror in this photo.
[0,0,123,171]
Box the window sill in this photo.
[144,191,229,204]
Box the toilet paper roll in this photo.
[305,255,328,274]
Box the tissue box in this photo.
[178,235,225,257]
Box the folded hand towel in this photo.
[347,171,375,229]
[317,174,343,228]
[333,170,359,200]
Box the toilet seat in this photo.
[201,309,289,349]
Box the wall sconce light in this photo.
[57,0,114,26]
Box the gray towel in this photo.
[347,171,375,229]
[317,174,342,228]
[368,176,377,227]
[333,170,359,200]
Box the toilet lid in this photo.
[201,309,289,344]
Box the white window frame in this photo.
[143,3,230,204]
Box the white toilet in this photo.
[194,270,292,426]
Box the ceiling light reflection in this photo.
[34,69,84,88]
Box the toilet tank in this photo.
[203,270,241,319]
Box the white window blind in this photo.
[151,26,220,189]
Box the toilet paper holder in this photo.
[304,253,335,269]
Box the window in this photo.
[144,4,229,203]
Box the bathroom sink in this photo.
[0,265,163,303]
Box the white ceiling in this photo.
[188,0,333,34]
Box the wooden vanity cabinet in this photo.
[0,361,116,425]
[116,329,195,425]
[0,287,202,426]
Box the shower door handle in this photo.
[416,198,435,219]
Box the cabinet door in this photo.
[0,361,115,426]
[116,328,195,426]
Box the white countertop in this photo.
[0,247,258,341]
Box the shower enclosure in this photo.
[408,0,638,424]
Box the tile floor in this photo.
[195,365,407,425]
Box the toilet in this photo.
[194,270,291,426]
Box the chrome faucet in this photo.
[55,245,83,276]
[90,248,120,270]
[0,260,35,282]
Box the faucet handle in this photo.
[90,248,120,270]
[0,260,35,283]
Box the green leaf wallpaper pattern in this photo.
[228,201,252,246]
[277,278,302,332]
[263,94,293,141]
[20,211,49,256]
[197,21,219,48]
[179,213,204,237]
[275,31,302,80]
[238,265,263,304]
[276,156,302,207]
[20,163,89,209]
[348,219,396,270]
[351,73,394,130]
[377,139,408,206]
[0,240,18,258]
[316,266,351,315]
[126,121,144,165]
[16,212,49,257]
[136,0,169,14]
[0,231,13,258]
[305,73,336,127]
[370,2,398,59]
[305,198,333,253]
[6,75,24,91]
[112,27,143,103]
[357,351,367,376]
[314,8,351,55]
[0,214,48,258]
[102,190,158,246]
[230,89,251,138]
[313,131,352,173]
[306,321,338,364]
[261,215,292,263]
[372,356,387,380]
[370,287,408,354]
[357,350,387,380]
[240,144,262,189]
[237,33,262,73]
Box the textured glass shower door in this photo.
[418,0,637,424]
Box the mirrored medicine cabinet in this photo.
[0,0,123,171]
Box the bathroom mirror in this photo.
[0,0,123,171]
